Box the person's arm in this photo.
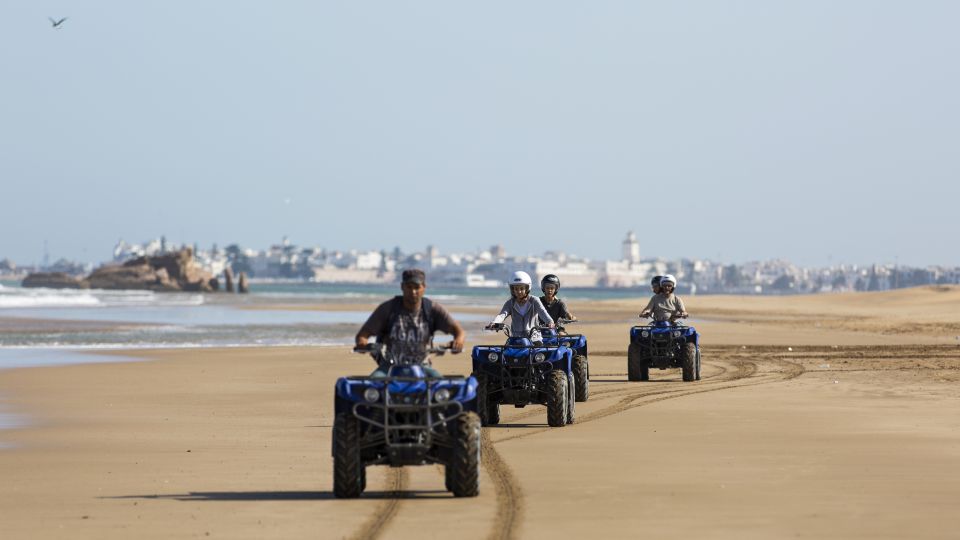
[639,296,656,318]
[432,303,466,353]
[449,321,466,353]
[355,302,391,347]
[533,297,554,327]
[559,299,574,321]
[491,299,512,324]
[676,296,688,318]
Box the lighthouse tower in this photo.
[622,231,640,263]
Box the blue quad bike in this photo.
[470,323,579,428]
[543,319,590,401]
[627,317,702,382]
[332,344,481,498]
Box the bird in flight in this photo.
[48,17,68,29]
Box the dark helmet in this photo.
[540,274,561,292]
[651,275,664,287]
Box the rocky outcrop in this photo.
[21,272,89,289]
[23,248,220,292]
[237,272,249,293]
[224,268,235,293]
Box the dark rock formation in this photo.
[237,272,249,293]
[224,268,235,293]
[23,248,219,292]
[21,272,88,289]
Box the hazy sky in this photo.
[2,2,958,267]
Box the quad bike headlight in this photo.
[487,352,499,362]
[363,388,380,403]
[433,388,452,403]
[672,331,682,338]
[534,352,546,362]
[641,330,650,338]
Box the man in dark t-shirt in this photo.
[355,269,465,377]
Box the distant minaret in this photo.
[161,235,167,253]
[43,239,50,268]
[622,231,640,263]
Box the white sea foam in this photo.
[0,287,204,309]
[0,291,103,308]
[0,340,345,354]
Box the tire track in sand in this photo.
[347,356,802,540]
[498,359,739,424]
[349,468,408,540]
[480,430,523,540]
[493,358,799,444]
[481,357,804,540]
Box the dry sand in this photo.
[1,286,959,539]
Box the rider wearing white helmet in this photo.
[640,273,689,322]
[490,271,555,343]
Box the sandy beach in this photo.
[1,287,959,539]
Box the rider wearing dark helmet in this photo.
[650,275,664,295]
[539,274,575,325]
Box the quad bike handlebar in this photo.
[353,342,454,361]
[638,312,689,319]
[554,318,577,333]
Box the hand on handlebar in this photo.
[450,334,464,354]
[639,310,651,319]
[353,343,379,354]
[428,339,464,355]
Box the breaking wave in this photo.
[0,287,204,309]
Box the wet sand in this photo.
[1,286,959,539]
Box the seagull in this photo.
[48,17,68,29]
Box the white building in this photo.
[622,231,640,263]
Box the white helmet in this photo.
[660,274,677,287]
[509,271,532,289]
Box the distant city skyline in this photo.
[2,231,949,270]
[10,233,957,295]
[2,2,958,267]
[4,232,955,275]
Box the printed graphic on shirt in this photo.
[385,310,430,365]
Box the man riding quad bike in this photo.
[538,274,589,401]
[333,343,481,498]
[628,274,701,382]
[335,268,478,498]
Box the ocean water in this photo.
[0,282,514,369]
[0,280,646,371]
